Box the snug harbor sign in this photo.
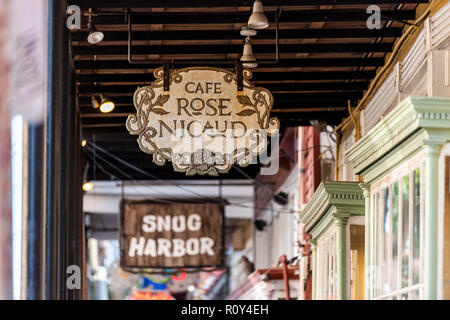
[126,66,279,176]
[120,199,225,271]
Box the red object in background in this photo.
[300,126,321,206]
[297,127,320,300]
[130,290,175,300]
[0,0,12,300]
[227,266,299,300]
[171,272,187,282]
[280,255,291,300]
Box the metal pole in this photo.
[280,254,291,300]
[25,123,46,300]
[67,64,84,301]
[46,0,84,299]
[46,0,64,299]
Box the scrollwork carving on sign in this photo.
[126,66,280,176]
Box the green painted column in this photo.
[335,215,349,300]
[311,240,317,300]
[424,142,440,300]
[360,184,371,300]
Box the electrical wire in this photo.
[84,141,335,214]
[83,141,303,214]
[84,149,120,181]
[84,147,203,206]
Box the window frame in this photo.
[369,152,425,300]
[316,226,337,300]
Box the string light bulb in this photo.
[82,181,94,192]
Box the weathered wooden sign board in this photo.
[120,199,225,271]
[126,67,279,176]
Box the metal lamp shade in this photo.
[99,94,115,113]
[248,0,269,30]
[240,39,258,68]
[87,22,104,44]
[91,96,100,109]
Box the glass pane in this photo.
[372,192,379,298]
[412,168,421,284]
[377,192,382,297]
[401,175,410,288]
[382,188,390,294]
[328,238,332,299]
[332,235,336,300]
[401,292,408,300]
[391,182,399,291]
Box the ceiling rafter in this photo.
[71,28,404,41]
[71,0,427,9]
[72,1,425,180]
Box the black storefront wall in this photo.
[26,123,45,299]
[26,0,83,300]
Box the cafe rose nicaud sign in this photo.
[120,199,225,270]
[126,67,280,176]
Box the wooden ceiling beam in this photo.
[72,42,393,55]
[75,67,378,82]
[76,71,374,93]
[77,81,368,95]
[74,57,384,70]
[71,28,403,42]
[72,1,427,9]
[74,9,416,25]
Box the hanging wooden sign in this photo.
[126,67,280,176]
[120,199,225,271]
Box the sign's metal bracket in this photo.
[163,62,170,91]
[236,61,243,92]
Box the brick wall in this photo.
[300,127,321,206]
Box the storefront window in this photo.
[370,166,424,300]
[412,168,421,285]
[391,182,398,293]
[382,187,389,295]
[401,175,409,288]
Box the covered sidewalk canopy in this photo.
[71,0,426,180]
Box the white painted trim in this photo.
[437,142,450,299]
[374,284,423,300]
[431,2,450,50]
[359,4,450,138]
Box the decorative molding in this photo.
[430,2,450,50]
[361,3,449,134]
[346,96,450,181]
[364,65,400,132]
[126,66,279,176]
[298,181,366,238]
